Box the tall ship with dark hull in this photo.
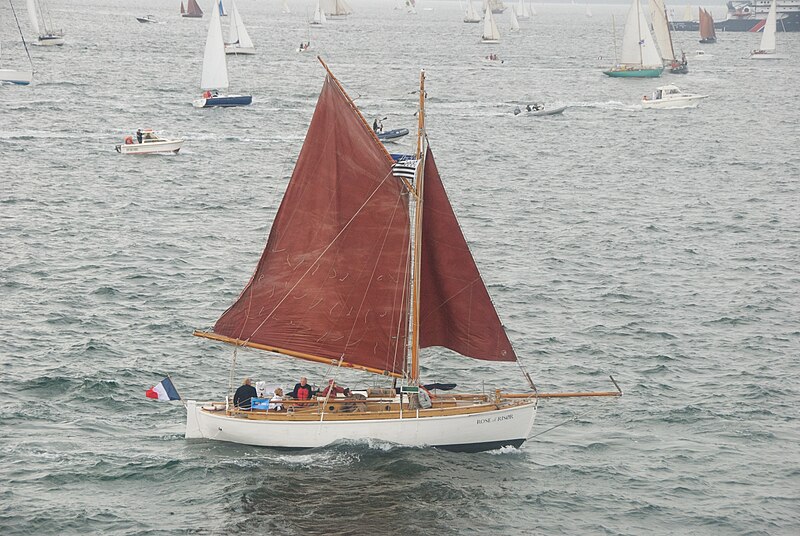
[671,1,800,32]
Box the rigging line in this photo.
[527,401,615,440]
[8,0,34,71]
[339,186,408,372]
[240,167,399,346]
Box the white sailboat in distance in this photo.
[26,0,64,46]
[193,1,252,107]
[481,5,501,43]
[225,0,255,55]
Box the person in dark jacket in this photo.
[233,378,257,410]
[290,377,314,400]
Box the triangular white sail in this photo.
[26,0,41,35]
[282,0,291,14]
[510,7,520,31]
[619,0,662,67]
[516,0,529,19]
[586,4,592,17]
[465,1,480,22]
[201,1,229,90]
[228,0,253,50]
[312,0,326,25]
[529,2,536,16]
[481,6,500,41]
[759,0,777,52]
[649,0,674,62]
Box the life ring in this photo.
[124,136,134,145]
[420,385,436,400]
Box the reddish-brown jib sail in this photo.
[418,148,517,362]
[212,75,411,375]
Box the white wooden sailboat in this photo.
[26,0,63,46]
[311,0,327,26]
[750,0,782,59]
[603,0,664,77]
[224,0,255,55]
[510,7,521,32]
[323,0,352,19]
[193,1,252,108]
[464,0,481,23]
[481,6,501,43]
[186,60,622,451]
[1,0,33,85]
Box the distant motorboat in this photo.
[693,49,712,60]
[641,85,708,109]
[136,15,161,24]
[514,103,567,116]
[377,128,410,143]
[115,129,184,155]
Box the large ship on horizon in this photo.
[671,0,800,32]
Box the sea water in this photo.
[1,1,799,534]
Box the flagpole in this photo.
[167,374,187,407]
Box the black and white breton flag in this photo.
[392,159,420,180]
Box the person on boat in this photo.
[203,90,212,99]
[233,377,258,410]
[289,376,314,400]
[319,379,350,398]
[525,104,532,112]
[269,387,284,411]
[136,129,143,144]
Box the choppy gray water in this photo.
[2,0,799,534]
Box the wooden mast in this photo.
[408,69,426,385]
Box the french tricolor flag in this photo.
[145,377,181,401]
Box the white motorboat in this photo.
[514,103,567,116]
[135,15,160,24]
[694,50,712,60]
[641,85,708,109]
[115,129,183,154]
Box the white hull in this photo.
[224,45,256,55]
[186,400,537,452]
[116,139,183,154]
[641,95,707,109]
[481,39,500,44]
[0,69,33,85]
[749,51,783,60]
